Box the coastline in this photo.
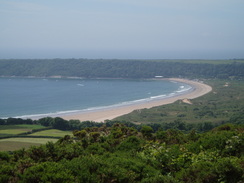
[61,78,212,122]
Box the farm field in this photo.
[0,125,47,137]
[0,125,73,151]
[28,129,73,137]
[0,138,58,151]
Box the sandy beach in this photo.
[61,78,212,122]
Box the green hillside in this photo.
[1,59,244,79]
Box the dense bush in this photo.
[0,123,243,182]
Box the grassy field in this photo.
[0,138,58,151]
[0,125,73,151]
[0,124,47,137]
[29,129,73,137]
[115,79,244,124]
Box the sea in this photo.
[0,77,192,119]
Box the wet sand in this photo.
[61,78,212,122]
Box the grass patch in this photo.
[29,129,73,137]
[0,129,32,135]
[15,124,46,129]
[0,126,72,150]
[0,125,25,130]
[0,138,58,151]
[0,124,47,137]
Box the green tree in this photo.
[38,117,54,127]
[141,125,153,139]
[73,130,87,139]
[0,119,5,125]
[21,162,74,182]
[53,117,69,130]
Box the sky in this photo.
[0,0,244,59]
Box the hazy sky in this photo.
[0,0,244,59]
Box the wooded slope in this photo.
[1,59,244,79]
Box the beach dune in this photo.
[61,78,212,122]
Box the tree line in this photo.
[0,59,244,79]
[1,110,243,135]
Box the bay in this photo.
[0,77,191,118]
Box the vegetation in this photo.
[0,138,58,151]
[0,123,243,182]
[0,59,244,79]
[0,125,46,137]
[0,124,72,151]
[27,129,73,137]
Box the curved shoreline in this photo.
[61,78,212,122]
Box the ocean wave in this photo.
[176,87,191,93]
[13,110,82,119]
[77,84,84,86]
[150,94,167,99]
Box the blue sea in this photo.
[0,77,192,119]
